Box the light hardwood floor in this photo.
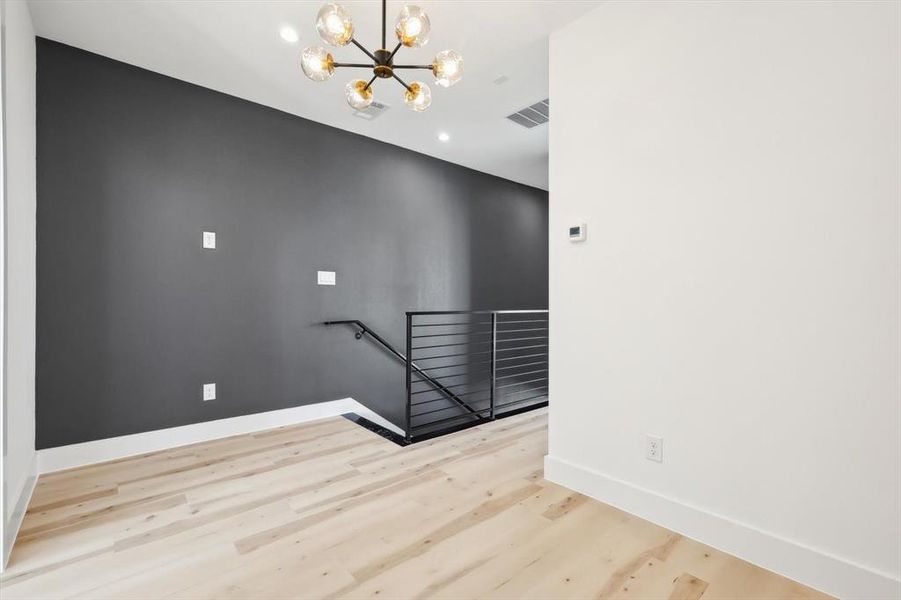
[1,409,831,599]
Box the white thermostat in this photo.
[568,223,587,242]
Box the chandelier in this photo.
[300,1,463,112]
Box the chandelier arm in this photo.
[387,42,403,63]
[392,72,414,93]
[393,64,434,70]
[332,63,374,68]
[350,38,378,63]
[363,74,378,91]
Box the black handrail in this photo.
[323,320,482,422]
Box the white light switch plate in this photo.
[203,383,216,401]
[317,271,336,286]
[202,231,216,249]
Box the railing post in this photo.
[405,312,413,443]
[490,312,497,420]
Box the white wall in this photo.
[546,2,900,599]
[0,0,37,570]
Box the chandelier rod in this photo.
[392,72,413,92]
[350,38,378,62]
[363,74,378,91]
[382,0,387,49]
[334,62,432,71]
[387,42,403,62]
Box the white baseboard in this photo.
[38,398,404,474]
[544,455,901,600]
[2,451,38,571]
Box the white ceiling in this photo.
[28,1,603,190]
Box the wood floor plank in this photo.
[668,573,710,600]
[0,409,833,600]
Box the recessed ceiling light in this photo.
[438,132,450,142]
[280,26,299,43]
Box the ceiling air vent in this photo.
[352,101,389,121]
[506,99,549,129]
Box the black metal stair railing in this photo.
[324,310,548,443]
[405,310,548,442]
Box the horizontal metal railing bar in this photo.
[413,367,491,383]
[412,379,491,395]
[411,349,493,361]
[412,387,493,406]
[412,327,546,339]
[412,339,493,351]
[495,351,549,363]
[411,329,547,350]
[413,380,548,404]
[495,343,549,353]
[499,384,548,398]
[412,404,467,419]
[410,359,494,373]
[412,405,492,424]
[410,390,490,414]
[409,373,486,390]
[494,335,549,344]
[411,371,489,385]
[497,376,548,390]
[408,310,548,316]
[409,382,471,397]
[410,364,491,377]
[411,321,493,328]
[411,408,492,429]
[411,370,491,387]
[495,327,548,334]
[424,387,491,398]
[495,367,548,380]
[413,399,492,418]
[494,319,549,325]
[411,331,493,339]
[411,397,486,409]
[494,393,548,412]
[495,359,548,372]
[411,394,548,433]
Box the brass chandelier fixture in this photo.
[300,0,463,112]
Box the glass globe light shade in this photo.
[300,47,335,81]
[432,50,463,88]
[404,82,432,112]
[316,3,354,46]
[395,5,430,48]
[345,79,374,110]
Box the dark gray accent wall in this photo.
[35,39,548,449]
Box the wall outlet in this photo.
[202,231,216,249]
[646,434,663,462]
[203,383,216,401]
